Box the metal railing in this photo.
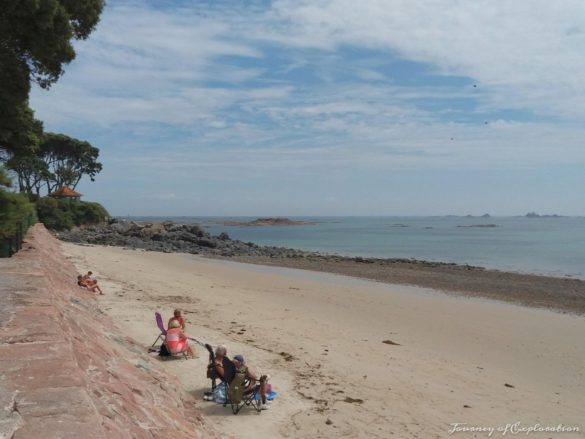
[0,214,35,258]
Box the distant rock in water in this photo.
[222,217,319,226]
[465,213,491,218]
[457,224,499,228]
[525,212,564,218]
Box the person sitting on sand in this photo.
[168,309,186,331]
[77,274,103,295]
[232,354,270,410]
[165,319,196,358]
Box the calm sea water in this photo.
[129,216,585,279]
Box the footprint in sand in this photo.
[279,352,295,362]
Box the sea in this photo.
[128,216,585,279]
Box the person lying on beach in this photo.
[168,309,186,331]
[165,319,196,358]
[232,354,270,410]
[77,275,104,295]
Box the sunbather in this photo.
[77,274,103,295]
[168,309,186,330]
[165,319,196,358]
[232,354,270,410]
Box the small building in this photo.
[48,187,83,201]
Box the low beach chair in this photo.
[149,311,166,351]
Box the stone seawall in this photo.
[0,225,219,439]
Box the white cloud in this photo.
[259,0,585,119]
[29,0,585,188]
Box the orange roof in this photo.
[48,187,83,197]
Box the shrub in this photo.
[0,168,36,239]
[72,201,109,225]
[36,197,108,230]
[35,197,74,230]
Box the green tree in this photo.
[5,152,50,197]
[40,133,102,192]
[5,132,102,196]
[0,0,104,154]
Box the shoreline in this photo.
[211,254,585,316]
[56,219,585,316]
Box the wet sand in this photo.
[220,255,585,316]
[63,243,585,438]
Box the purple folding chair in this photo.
[149,312,167,351]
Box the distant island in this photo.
[222,217,320,227]
[457,224,498,228]
[466,214,491,218]
[525,212,564,218]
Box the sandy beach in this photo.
[63,243,585,438]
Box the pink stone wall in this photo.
[0,225,219,439]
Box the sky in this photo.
[30,0,585,216]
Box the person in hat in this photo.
[232,354,270,410]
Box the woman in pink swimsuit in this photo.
[165,320,196,358]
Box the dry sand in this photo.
[63,243,585,439]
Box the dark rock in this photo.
[196,238,217,249]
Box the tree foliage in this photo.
[0,0,104,153]
[0,104,44,156]
[5,132,102,197]
[41,133,103,192]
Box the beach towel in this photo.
[255,390,277,401]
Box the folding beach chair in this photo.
[149,312,166,351]
[222,357,263,414]
[205,344,219,391]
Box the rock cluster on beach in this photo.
[56,218,310,258]
[55,219,481,269]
